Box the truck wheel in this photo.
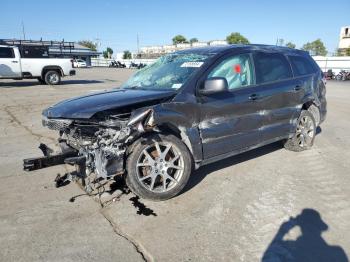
[44,70,61,85]
[37,77,46,85]
[126,134,193,201]
[284,110,316,152]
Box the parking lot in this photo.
[0,68,349,261]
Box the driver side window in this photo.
[208,53,254,90]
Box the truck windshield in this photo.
[121,53,211,90]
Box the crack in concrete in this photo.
[100,208,153,262]
[3,106,55,143]
[3,95,152,261]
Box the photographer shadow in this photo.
[262,208,348,262]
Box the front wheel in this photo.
[126,134,193,201]
[44,70,61,85]
[284,110,316,152]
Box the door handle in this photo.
[249,94,259,101]
[11,61,18,63]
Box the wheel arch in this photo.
[126,123,202,166]
[41,66,64,78]
[301,100,320,126]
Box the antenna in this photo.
[137,33,140,54]
[21,21,26,40]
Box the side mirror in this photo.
[199,77,228,95]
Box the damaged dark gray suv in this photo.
[24,45,327,200]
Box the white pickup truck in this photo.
[0,45,76,85]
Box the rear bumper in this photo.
[69,70,76,76]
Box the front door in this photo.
[0,47,21,78]
[198,52,263,159]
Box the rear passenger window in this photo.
[254,52,292,84]
[208,53,254,90]
[0,47,14,58]
[289,55,316,76]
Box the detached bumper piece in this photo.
[23,152,78,171]
[23,143,78,171]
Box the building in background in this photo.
[139,40,228,58]
[338,26,350,55]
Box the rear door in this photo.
[253,51,303,142]
[288,54,325,124]
[198,52,264,159]
[0,47,21,78]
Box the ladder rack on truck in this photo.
[0,39,75,58]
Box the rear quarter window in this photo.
[254,52,292,84]
[0,47,14,58]
[288,55,317,76]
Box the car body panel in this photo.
[256,78,304,141]
[198,87,263,159]
[43,88,177,119]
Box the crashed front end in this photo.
[23,107,155,189]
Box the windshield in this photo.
[121,53,211,90]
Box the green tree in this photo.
[226,32,250,44]
[172,35,188,45]
[78,40,97,51]
[103,47,113,58]
[286,42,296,49]
[190,38,199,44]
[302,39,327,56]
[123,50,132,59]
[346,48,350,56]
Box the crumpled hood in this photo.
[43,88,176,119]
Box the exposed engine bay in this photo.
[24,106,157,192]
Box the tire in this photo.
[126,134,193,201]
[284,110,316,152]
[308,104,320,126]
[44,70,61,85]
[37,77,46,85]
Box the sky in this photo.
[1,0,349,55]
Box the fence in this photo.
[313,56,350,74]
[91,58,156,67]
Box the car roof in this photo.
[175,44,308,56]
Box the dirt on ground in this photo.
[0,68,349,261]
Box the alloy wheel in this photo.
[136,141,184,193]
[296,115,315,147]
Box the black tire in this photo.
[126,134,193,201]
[44,70,61,85]
[284,110,316,152]
[37,77,46,85]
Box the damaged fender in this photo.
[127,103,203,165]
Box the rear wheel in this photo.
[126,134,192,201]
[44,70,61,85]
[284,110,316,152]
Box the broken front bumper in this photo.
[23,143,78,171]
